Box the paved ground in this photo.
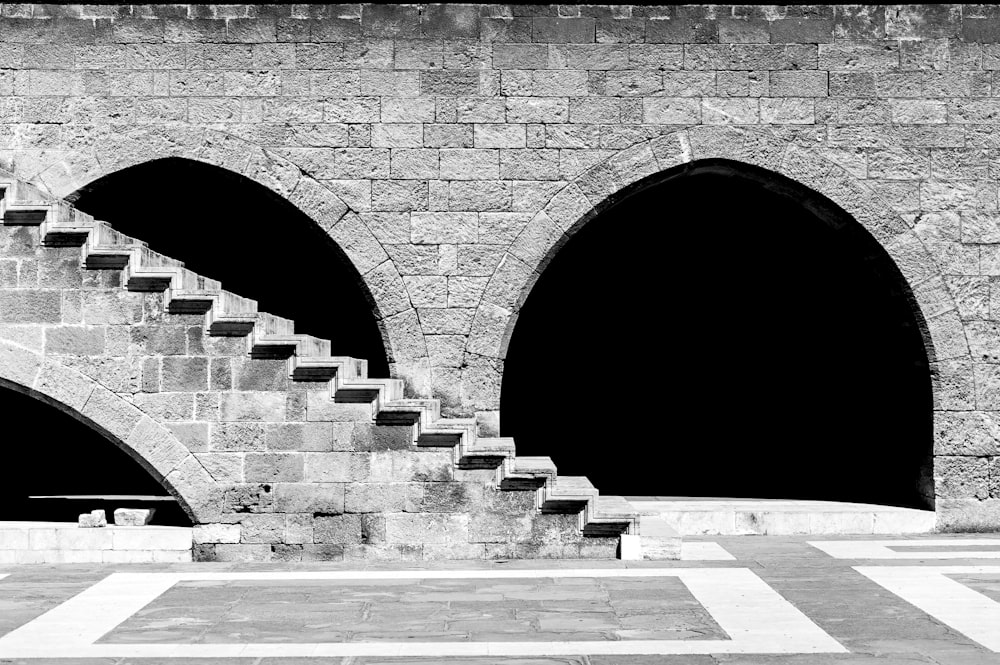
[1,534,1000,664]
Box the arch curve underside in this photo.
[500,159,937,511]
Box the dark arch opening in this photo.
[70,158,389,376]
[0,382,192,525]
[501,160,935,509]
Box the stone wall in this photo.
[0,4,996,530]
[0,218,619,560]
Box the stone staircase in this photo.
[0,176,676,559]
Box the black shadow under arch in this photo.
[71,158,389,377]
[500,160,934,509]
[0,382,192,525]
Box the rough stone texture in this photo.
[0,219,603,560]
[0,4,997,545]
[113,508,155,526]
[78,509,107,528]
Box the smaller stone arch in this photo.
[10,127,430,396]
[468,125,966,408]
[0,340,218,523]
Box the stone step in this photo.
[458,436,515,469]
[542,475,597,515]
[501,456,556,490]
[124,246,185,291]
[0,173,644,556]
[584,495,639,537]
[206,290,259,335]
[0,180,54,225]
[627,498,936,536]
[84,222,147,267]
[378,399,441,426]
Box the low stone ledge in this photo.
[0,522,192,564]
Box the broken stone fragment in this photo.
[114,508,155,526]
[78,509,107,528]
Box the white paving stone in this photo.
[0,567,846,658]
[856,565,1000,652]
[810,539,1000,559]
[681,541,736,561]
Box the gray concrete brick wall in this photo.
[0,4,996,535]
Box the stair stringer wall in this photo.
[0,180,629,562]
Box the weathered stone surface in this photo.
[33,360,94,411]
[78,509,107,528]
[127,416,189,479]
[113,508,155,526]
[385,513,469,545]
[936,455,989,499]
[0,4,997,555]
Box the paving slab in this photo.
[0,534,998,662]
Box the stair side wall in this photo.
[0,223,618,560]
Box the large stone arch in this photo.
[5,127,430,397]
[0,340,217,523]
[469,124,966,417]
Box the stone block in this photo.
[78,509,107,528]
[220,391,286,422]
[424,123,473,148]
[265,422,353,452]
[245,452,304,483]
[314,513,362,544]
[818,42,899,71]
[81,386,143,442]
[936,455,990,500]
[211,422,266,452]
[306,392,373,422]
[411,212,478,244]
[160,356,208,392]
[937,498,1000,531]
[770,18,833,43]
[372,180,427,211]
[422,70,480,96]
[44,325,105,355]
[33,361,94,412]
[303,452,370,483]
[274,483,345,514]
[532,17,595,43]
[618,534,641,560]
[493,43,548,69]
[233,359,288,391]
[421,483,477,513]
[0,290,61,323]
[80,291,140,325]
[643,97,701,124]
[127,416,189,479]
[506,97,569,123]
[385,513,469,545]
[239,514,285,544]
[935,412,1000,455]
[196,453,244,483]
[439,149,499,180]
[345,482,421,512]
[113,508,155,526]
[392,451,454,482]
[60,526,113,550]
